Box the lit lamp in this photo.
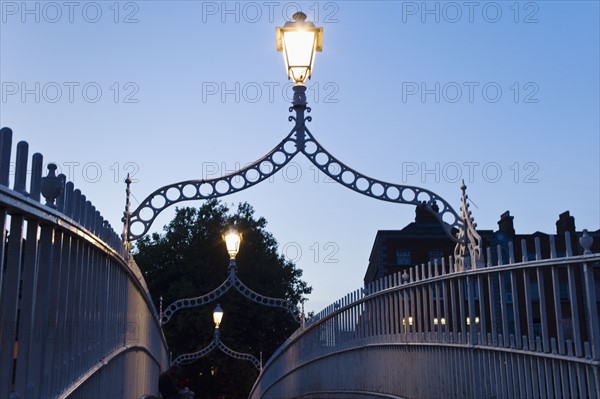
[223,229,241,259]
[434,317,446,326]
[213,304,224,329]
[276,12,323,85]
[466,316,480,325]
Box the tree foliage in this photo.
[134,199,311,398]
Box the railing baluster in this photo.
[567,263,583,357]
[565,231,573,257]
[416,275,423,333]
[522,239,528,263]
[550,235,557,259]
[0,213,25,396]
[522,267,535,349]
[41,229,65,397]
[57,174,67,212]
[478,274,487,344]
[499,272,510,346]
[14,141,28,193]
[54,234,73,395]
[510,269,522,349]
[467,275,477,345]
[442,279,450,337]
[0,127,13,186]
[550,264,566,355]
[14,216,41,397]
[583,260,600,360]
[410,285,416,335]
[30,153,43,201]
[449,278,457,342]
[28,225,56,398]
[497,244,503,266]
[428,276,434,335]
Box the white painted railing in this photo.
[251,231,600,398]
[0,128,169,398]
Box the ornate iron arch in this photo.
[160,259,301,325]
[173,328,261,370]
[124,85,464,245]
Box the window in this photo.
[396,250,411,266]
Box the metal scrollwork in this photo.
[125,84,466,247]
[300,128,463,242]
[160,262,301,325]
[127,130,302,241]
[173,330,261,371]
[231,276,301,323]
[160,278,232,325]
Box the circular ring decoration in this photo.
[300,127,463,242]
[126,98,463,245]
[128,128,301,241]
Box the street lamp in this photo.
[173,305,262,371]
[213,304,224,329]
[276,12,323,85]
[223,229,241,259]
[160,229,301,325]
[126,6,482,335]
[124,11,478,271]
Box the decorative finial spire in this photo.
[159,295,164,326]
[122,174,132,255]
[454,180,483,271]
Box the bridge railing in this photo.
[0,128,169,398]
[251,231,600,398]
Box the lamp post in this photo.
[160,228,301,325]
[173,304,262,371]
[124,12,481,273]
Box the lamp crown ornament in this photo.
[292,11,307,21]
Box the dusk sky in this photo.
[1,1,598,313]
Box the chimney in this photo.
[498,211,515,236]
[415,201,440,224]
[556,211,576,235]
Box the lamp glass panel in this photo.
[224,232,241,257]
[213,307,224,326]
[283,30,316,83]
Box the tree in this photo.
[134,199,311,398]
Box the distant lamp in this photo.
[223,229,242,259]
[434,317,446,326]
[466,316,480,325]
[276,12,323,85]
[213,304,224,329]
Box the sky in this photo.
[0,0,599,313]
